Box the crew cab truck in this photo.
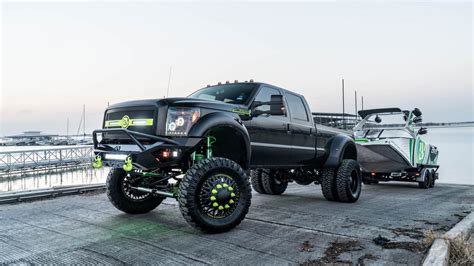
[92,81,361,233]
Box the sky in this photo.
[1,1,472,136]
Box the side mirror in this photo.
[418,127,428,135]
[413,108,422,117]
[252,95,286,117]
[413,116,423,124]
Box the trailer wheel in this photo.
[429,170,436,188]
[178,157,251,233]
[106,168,164,214]
[418,170,430,189]
[321,168,338,201]
[250,169,267,194]
[261,169,288,195]
[334,159,362,203]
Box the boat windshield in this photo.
[355,113,415,139]
[361,113,408,129]
[355,128,413,139]
[189,84,257,105]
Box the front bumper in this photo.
[93,128,202,170]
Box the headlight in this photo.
[165,107,200,136]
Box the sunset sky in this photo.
[1,1,472,136]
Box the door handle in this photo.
[286,123,291,133]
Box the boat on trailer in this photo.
[353,108,439,188]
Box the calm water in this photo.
[0,167,108,193]
[422,126,473,185]
[0,126,472,193]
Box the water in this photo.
[0,167,108,193]
[422,126,473,185]
[0,126,472,193]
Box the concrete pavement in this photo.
[0,182,472,265]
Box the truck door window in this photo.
[286,93,309,122]
[254,87,284,115]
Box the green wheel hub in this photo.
[199,174,240,218]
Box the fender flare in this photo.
[323,134,357,168]
[188,112,251,169]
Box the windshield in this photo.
[189,84,257,105]
[362,113,408,129]
[355,128,413,139]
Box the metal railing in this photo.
[0,146,94,176]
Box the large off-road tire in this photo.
[321,168,338,201]
[106,168,164,214]
[250,169,267,194]
[418,170,430,189]
[261,169,288,195]
[178,157,252,233]
[334,159,362,203]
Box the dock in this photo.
[0,146,93,177]
[0,182,472,265]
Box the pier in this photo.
[0,146,93,177]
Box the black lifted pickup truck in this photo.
[93,81,361,233]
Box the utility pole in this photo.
[361,96,364,110]
[166,66,172,98]
[342,79,345,129]
[67,118,69,137]
[83,104,86,139]
[355,90,358,118]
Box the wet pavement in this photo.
[0,182,472,265]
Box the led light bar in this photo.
[104,153,128,161]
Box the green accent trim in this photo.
[142,172,162,177]
[232,108,251,116]
[355,138,369,143]
[417,139,426,163]
[105,117,153,128]
[92,155,102,169]
[206,136,216,159]
[409,138,414,164]
[123,156,133,172]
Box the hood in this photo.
[107,97,240,112]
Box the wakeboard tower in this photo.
[353,108,439,188]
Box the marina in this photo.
[0,145,94,176]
